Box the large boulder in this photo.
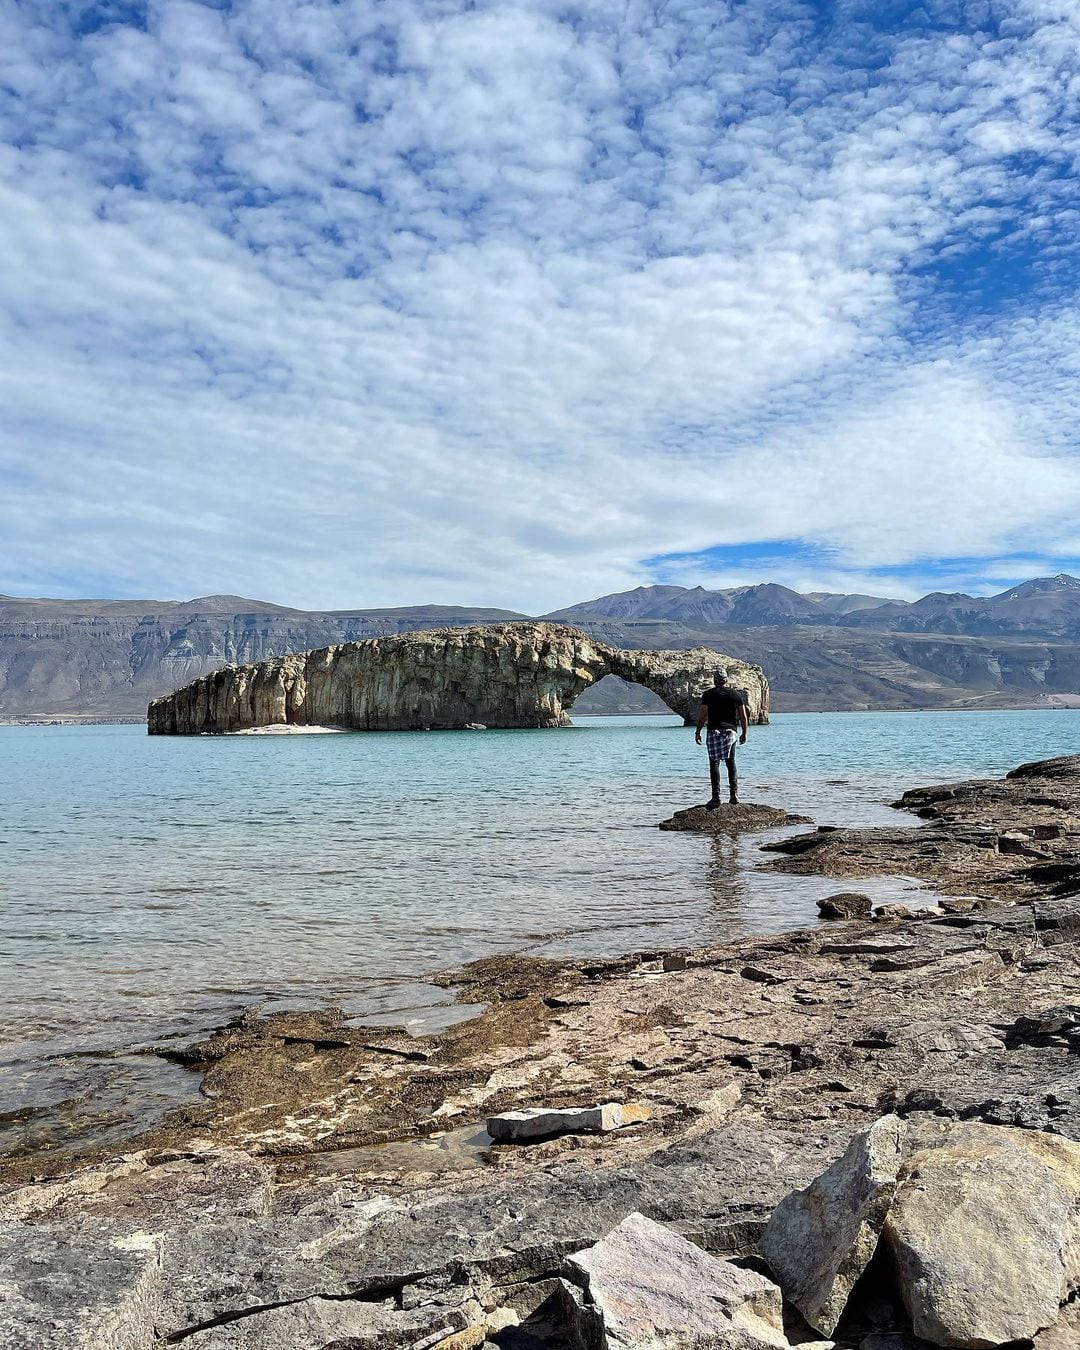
[760,1115,905,1335]
[565,1211,789,1348]
[817,893,873,920]
[884,1124,1080,1348]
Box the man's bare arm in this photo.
[694,703,708,743]
[738,701,749,743]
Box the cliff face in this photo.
[0,597,527,720]
[147,622,770,734]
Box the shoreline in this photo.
[3,754,1080,1346]
[4,754,1078,1185]
[3,701,1080,728]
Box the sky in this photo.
[3,0,1080,612]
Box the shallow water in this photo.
[1,709,1077,1149]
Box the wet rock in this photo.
[760,1116,905,1336]
[874,904,913,920]
[565,1211,789,1348]
[487,1103,652,1143]
[658,804,807,833]
[1007,754,1080,781]
[817,893,873,920]
[884,1123,1080,1348]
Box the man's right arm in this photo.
[694,700,708,743]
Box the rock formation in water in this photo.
[146,621,769,734]
[7,587,1080,720]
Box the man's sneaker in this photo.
[705,797,721,811]
[729,797,739,805]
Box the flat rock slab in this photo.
[659,804,810,833]
[566,1211,789,1348]
[487,1102,651,1142]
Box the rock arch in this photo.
[147,622,769,734]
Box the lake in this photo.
[1,709,1077,1154]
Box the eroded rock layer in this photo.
[146,621,769,734]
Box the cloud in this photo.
[1,0,1080,611]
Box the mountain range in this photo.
[549,574,1080,637]
[2,575,1080,720]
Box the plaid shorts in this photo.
[706,727,738,766]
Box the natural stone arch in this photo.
[147,622,769,734]
[598,646,767,725]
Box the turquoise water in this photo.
[1,710,1077,1152]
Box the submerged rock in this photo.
[760,1115,905,1336]
[565,1211,789,1349]
[885,1124,1080,1348]
[658,804,808,833]
[147,621,769,734]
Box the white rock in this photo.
[486,1102,650,1142]
[760,1115,905,1336]
[566,1211,790,1348]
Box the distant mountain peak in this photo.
[995,573,1080,602]
[166,594,308,616]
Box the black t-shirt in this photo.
[701,686,746,730]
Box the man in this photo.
[694,667,749,807]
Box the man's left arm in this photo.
[738,699,749,744]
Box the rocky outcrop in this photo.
[147,622,769,734]
[658,804,808,832]
[762,753,1080,904]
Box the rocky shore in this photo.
[3,756,1080,1348]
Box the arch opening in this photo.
[566,674,679,718]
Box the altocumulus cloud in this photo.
[2,0,1080,609]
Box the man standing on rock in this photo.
[695,667,748,808]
